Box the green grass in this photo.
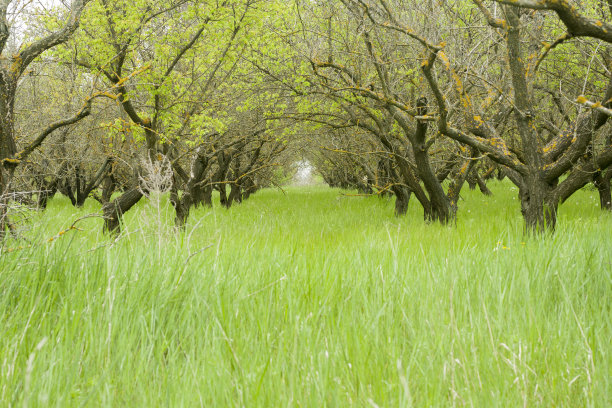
[1,181,611,407]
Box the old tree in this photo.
[1,0,611,235]
[1,0,92,234]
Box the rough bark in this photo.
[476,174,493,196]
[408,99,451,223]
[101,174,117,204]
[172,146,212,226]
[73,158,111,207]
[102,187,143,233]
[37,180,57,209]
[391,185,411,216]
[594,169,612,211]
[447,148,479,218]
[0,76,16,162]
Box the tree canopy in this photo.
[1,0,611,235]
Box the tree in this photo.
[63,0,289,231]
[0,0,91,235]
[350,0,612,232]
[488,0,612,211]
[284,0,479,223]
[14,61,117,209]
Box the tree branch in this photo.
[0,0,9,55]
[11,0,90,80]
[5,97,93,167]
[492,0,612,43]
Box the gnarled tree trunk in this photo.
[102,187,143,233]
[594,169,612,211]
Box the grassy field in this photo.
[1,181,611,407]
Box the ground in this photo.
[1,181,611,406]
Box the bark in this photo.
[74,158,111,207]
[37,180,57,209]
[241,178,257,201]
[228,183,242,207]
[102,187,143,233]
[519,181,558,232]
[410,100,451,223]
[0,166,11,238]
[192,179,211,208]
[506,6,557,232]
[554,148,612,206]
[59,176,77,206]
[171,184,189,227]
[447,149,479,218]
[218,184,228,207]
[361,35,447,221]
[380,156,419,216]
[172,146,213,226]
[594,169,612,211]
[377,123,432,217]
[226,155,242,207]
[0,76,16,162]
[392,185,411,216]
[201,184,213,207]
[101,175,116,204]
[215,151,232,208]
[476,174,493,196]
[467,176,477,190]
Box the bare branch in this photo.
[576,95,612,117]
[492,0,612,43]
[11,0,90,80]
[0,0,9,54]
[472,0,507,29]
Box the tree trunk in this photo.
[59,179,77,206]
[447,152,478,219]
[102,187,143,233]
[202,184,213,206]
[175,202,189,227]
[467,175,477,190]
[389,152,432,218]
[0,77,17,164]
[75,164,84,206]
[392,185,410,216]
[392,100,452,223]
[594,169,612,211]
[171,187,190,228]
[241,178,256,201]
[228,183,242,207]
[376,159,393,197]
[214,150,231,208]
[101,175,116,204]
[520,178,558,233]
[172,147,214,226]
[191,182,208,208]
[219,183,228,208]
[0,78,17,234]
[189,150,211,209]
[476,174,493,196]
[0,167,12,239]
[413,147,451,223]
[226,156,242,208]
[171,186,193,228]
[75,159,111,207]
[37,180,57,209]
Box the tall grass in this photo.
[1,181,611,407]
